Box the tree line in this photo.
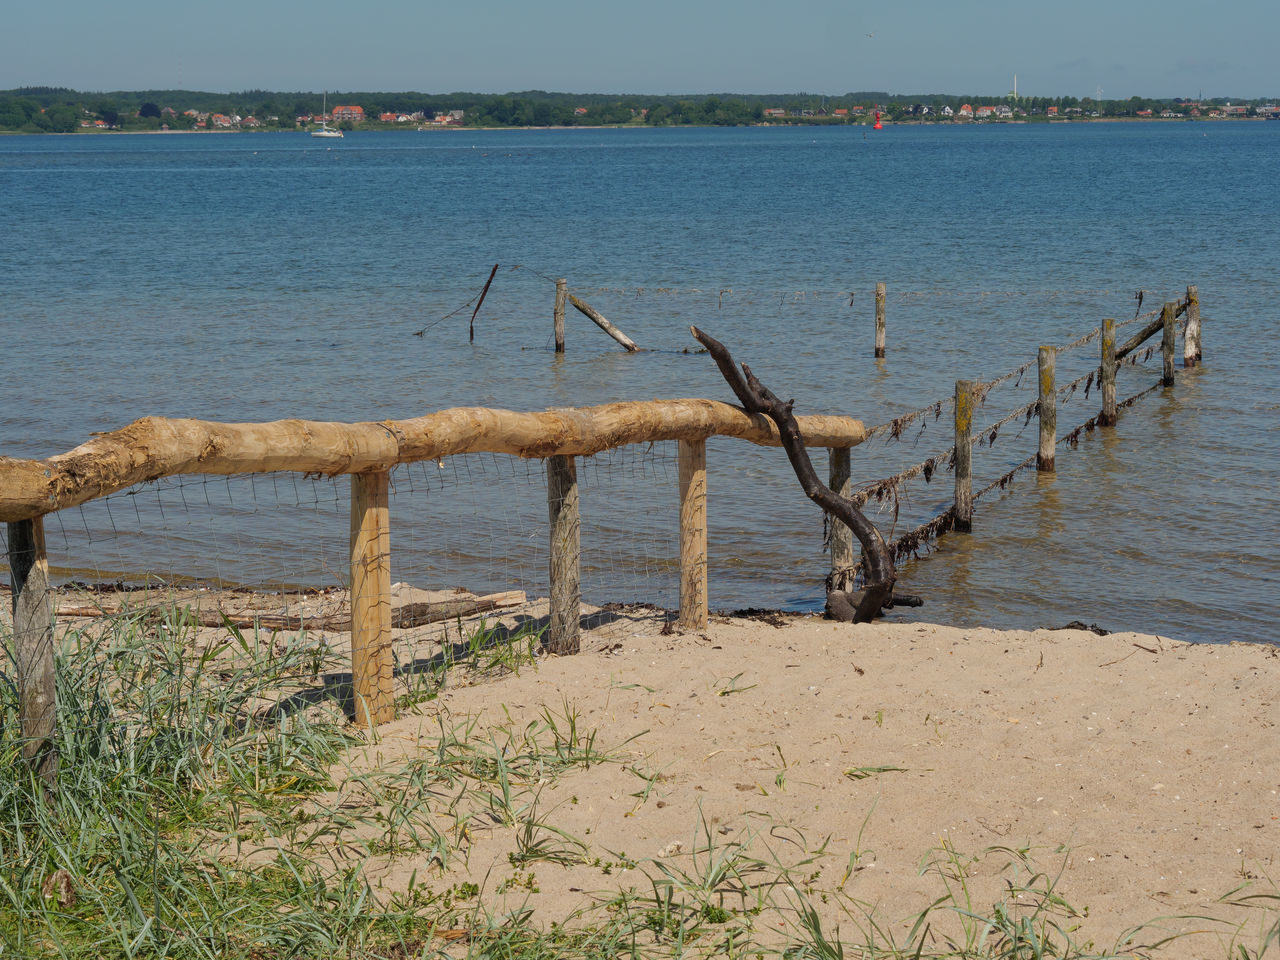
[1,86,1274,133]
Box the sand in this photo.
[314,612,1280,956]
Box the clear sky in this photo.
[4,0,1276,100]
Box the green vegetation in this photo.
[1,85,1275,133]
[2,609,1276,957]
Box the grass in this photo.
[2,606,1277,959]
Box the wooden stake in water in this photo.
[1184,284,1201,367]
[874,282,886,358]
[568,293,639,351]
[547,455,581,654]
[350,471,394,728]
[828,446,854,589]
[7,517,57,787]
[1038,346,1056,472]
[677,438,708,631]
[954,380,974,532]
[554,278,567,354]
[1100,318,1118,427]
[1161,301,1177,387]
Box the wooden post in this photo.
[874,282,886,358]
[1037,346,1056,472]
[677,438,708,631]
[554,278,567,354]
[1161,301,1176,387]
[954,381,974,533]
[1184,284,1201,367]
[546,455,580,654]
[1099,318,1118,427]
[350,471,394,728]
[828,446,854,588]
[8,517,57,787]
[567,293,639,351]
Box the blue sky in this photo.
[4,0,1276,99]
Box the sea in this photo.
[1,122,1277,645]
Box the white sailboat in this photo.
[311,93,343,139]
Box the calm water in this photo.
[1,123,1277,643]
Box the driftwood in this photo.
[0,400,867,522]
[690,326,897,623]
[54,590,526,632]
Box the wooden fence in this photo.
[3,286,1203,784]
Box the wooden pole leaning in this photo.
[349,471,394,728]
[546,455,581,654]
[1037,346,1057,472]
[828,446,854,590]
[1099,318,1118,427]
[7,517,58,787]
[1161,301,1177,387]
[554,278,567,354]
[874,282,887,358]
[567,294,639,352]
[954,381,974,533]
[1184,284,1201,367]
[677,438,708,631]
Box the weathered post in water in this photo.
[568,293,639,352]
[1099,318,1118,427]
[547,455,581,654]
[874,282,887,358]
[554,278,567,353]
[350,471,395,728]
[828,447,854,590]
[677,439,708,631]
[954,380,974,532]
[1037,346,1056,472]
[1161,301,1177,387]
[1184,285,1201,367]
[7,517,57,787]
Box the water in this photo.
[2,123,1277,644]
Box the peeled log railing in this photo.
[3,398,867,766]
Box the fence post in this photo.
[7,517,58,787]
[954,381,974,532]
[350,471,394,728]
[1100,318,1117,427]
[828,446,854,589]
[547,455,581,654]
[677,438,708,631]
[554,278,567,354]
[1161,301,1176,387]
[1037,346,1056,472]
[874,282,886,358]
[1184,285,1201,367]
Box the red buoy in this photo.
[873,111,883,130]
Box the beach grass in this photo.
[1,609,1276,958]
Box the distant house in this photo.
[994,104,1012,118]
[1136,109,1153,117]
[379,112,398,123]
[833,108,848,116]
[975,105,994,118]
[763,108,786,117]
[958,103,973,117]
[941,105,953,116]
[1046,105,1058,116]
[574,107,588,116]
[210,113,234,128]
[331,105,364,122]
[240,116,260,127]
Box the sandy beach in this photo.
[302,608,1280,956]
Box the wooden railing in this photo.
[2,399,867,749]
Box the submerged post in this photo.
[1184,285,1201,367]
[1037,346,1056,472]
[554,278,567,353]
[1161,301,1177,387]
[1100,318,1118,427]
[954,380,974,532]
[828,446,854,590]
[7,517,57,787]
[874,282,886,358]
[677,438,708,631]
[568,293,639,352]
[350,472,394,728]
[547,455,581,654]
